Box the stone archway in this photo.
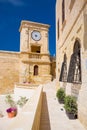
[67,40,81,83]
[67,40,81,98]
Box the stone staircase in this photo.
[39,80,56,130]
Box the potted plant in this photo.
[5,95,17,118]
[64,95,78,119]
[17,96,28,108]
[6,107,17,118]
[56,88,65,103]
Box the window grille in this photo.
[59,54,67,82]
[67,41,81,83]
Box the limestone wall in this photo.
[0,51,20,94]
[56,0,87,128]
[56,1,84,87]
[56,0,85,46]
[56,0,86,83]
[78,51,87,129]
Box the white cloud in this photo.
[0,0,25,6]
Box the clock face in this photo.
[31,31,41,41]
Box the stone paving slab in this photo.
[0,116,14,130]
[42,83,86,130]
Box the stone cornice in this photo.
[0,50,19,54]
[20,51,50,56]
[0,50,20,58]
[22,60,51,65]
[19,20,50,32]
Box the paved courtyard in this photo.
[0,82,86,130]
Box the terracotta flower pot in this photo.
[6,107,17,118]
[8,111,15,118]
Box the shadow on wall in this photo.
[39,92,51,130]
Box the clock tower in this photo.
[19,20,52,84]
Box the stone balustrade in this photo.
[29,53,41,59]
[21,52,51,63]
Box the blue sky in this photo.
[0,0,56,56]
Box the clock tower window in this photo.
[31,46,40,53]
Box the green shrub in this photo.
[17,96,28,107]
[64,95,77,115]
[5,94,16,107]
[56,88,65,102]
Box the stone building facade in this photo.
[56,0,87,128]
[0,21,55,94]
